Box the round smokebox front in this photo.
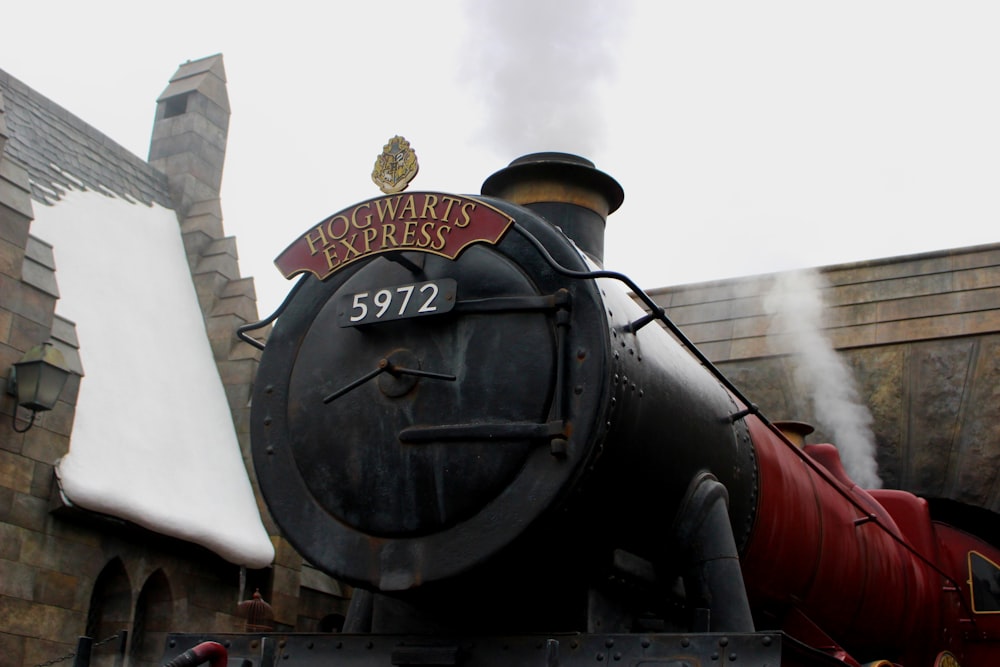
[252,207,609,591]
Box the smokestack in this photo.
[481,152,624,265]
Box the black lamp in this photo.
[8,342,71,433]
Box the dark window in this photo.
[162,94,189,118]
[969,551,1000,613]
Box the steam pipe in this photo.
[673,472,755,633]
[160,641,228,667]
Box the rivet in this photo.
[719,638,729,647]
[169,640,176,648]
[596,653,605,661]
[575,385,584,395]
[265,385,274,394]
[681,639,690,648]
[729,653,738,662]
[641,639,650,648]
[711,652,719,661]
[264,417,272,426]
[266,446,275,455]
[613,653,622,661]
[605,639,614,648]
[761,636,772,646]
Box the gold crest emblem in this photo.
[371,135,419,194]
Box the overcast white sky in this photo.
[3,1,999,316]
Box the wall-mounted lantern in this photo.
[7,342,71,433]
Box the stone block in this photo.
[827,324,877,350]
[194,251,240,281]
[904,339,975,495]
[20,254,59,298]
[0,485,13,523]
[216,359,254,386]
[29,460,54,499]
[33,569,78,609]
[676,319,734,346]
[22,422,70,466]
[0,632,25,667]
[20,529,102,574]
[182,228,215,261]
[0,276,55,328]
[269,589,300,627]
[223,383,251,414]
[9,492,49,532]
[0,236,23,279]
[211,294,258,324]
[0,557,36,599]
[0,170,34,219]
[271,536,301,569]
[192,270,229,305]
[0,449,33,493]
[49,515,103,550]
[0,412,26,454]
[0,521,23,560]
[0,595,80,641]
[8,313,49,353]
[0,307,12,342]
[35,400,74,438]
[0,200,30,251]
[272,563,300,596]
[954,265,1000,291]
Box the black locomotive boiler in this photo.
[163,153,1000,667]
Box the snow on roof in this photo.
[31,189,274,568]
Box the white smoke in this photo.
[461,0,631,156]
[765,269,882,489]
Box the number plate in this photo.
[338,279,457,327]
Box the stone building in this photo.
[0,55,346,667]
[646,244,1000,522]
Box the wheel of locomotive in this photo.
[251,199,611,591]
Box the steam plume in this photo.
[462,0,630,156]
[765,269,882,488]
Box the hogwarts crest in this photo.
[372,136,419,194]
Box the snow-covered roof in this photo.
[33,191,273,567]
[1,64,274,568]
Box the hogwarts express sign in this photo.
[275,192,515,280]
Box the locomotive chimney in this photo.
[481,152,624,265]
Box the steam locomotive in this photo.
[165,153,1000,667]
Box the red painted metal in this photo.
[741,417,946,663]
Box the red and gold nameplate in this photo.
[275,192,515,280]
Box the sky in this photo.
[3,1,1000,316]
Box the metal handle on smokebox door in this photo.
[322,358,456,403]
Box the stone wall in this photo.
[0,58,347,667]
[646,243,1000,506]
